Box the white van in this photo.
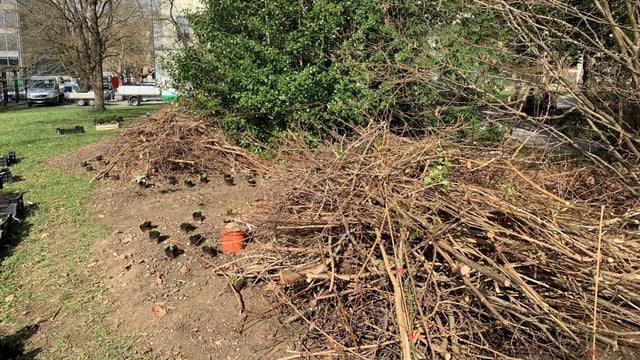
[26,76,65,107]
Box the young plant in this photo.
[149,229,161,240]
[179,222,196,232]
[423,156,452,192]
[164,243,179,258]
[133,173,148,186]
[189,232,203,245]
[184,177,195,186]
[139,220,153,232]
[202,242,218,256]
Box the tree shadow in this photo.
[0,323,42,360]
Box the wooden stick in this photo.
[591,205,605,359]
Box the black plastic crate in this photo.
[0,203,17,219]
[0,156,8,167]
[56,126,85,135]
[3,192,24,214]
[0,168,12,183]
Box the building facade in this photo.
[152,0,200,85]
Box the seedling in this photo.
[179,222,196,232]
[133,173,148,186]
[149,229,161,240]
[202,242,218,256]
[192,210,205,221]
[189,232,203,245]
[139,220,153,231]
[164,242,179,258]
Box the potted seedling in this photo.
[179,222,196,232]
[192,210,205,222]
[223,174,234,186]
[245,175,257,186]
[149,229,161,241]
[184,177,195,187]
[133,173,148,187]
[202,242,218,257]
[189,232,204,246]
[139,220,153,232]
[164,243,179,258]
[166,175,178,185]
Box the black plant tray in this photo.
[0,168,12,183]
[0,151,17,167]
[0,202,17,219]
[0,192,24,214]
[56,126,85,135]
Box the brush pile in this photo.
[96,109,640,359]
[93,106,263,182]
[243,125,639,359]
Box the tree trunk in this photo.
[91,0,106,111]
[94,58,106,111]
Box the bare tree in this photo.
[20,0,146,110]
[477,0,640,185]
[103,0,154,84]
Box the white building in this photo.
[151,0,201,84]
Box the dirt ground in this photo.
[46,137,289,360]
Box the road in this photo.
[1,99,162,109]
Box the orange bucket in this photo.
[221,230,245,253]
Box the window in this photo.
[175,15,192,41]
[5,33,17,51]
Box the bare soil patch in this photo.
[46,126,288,359]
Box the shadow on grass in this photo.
[0,323,42,360]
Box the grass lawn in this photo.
[0,104,159,359]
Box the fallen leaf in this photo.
[487,231,495,240]
[458,264,471,276]
[179,266,190,274]
[155,277,163,285]
[152,305,166,317]
[5,294,15,302]
[191,326,199,332]
[124,261,133,270]
[279,269,302,284]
